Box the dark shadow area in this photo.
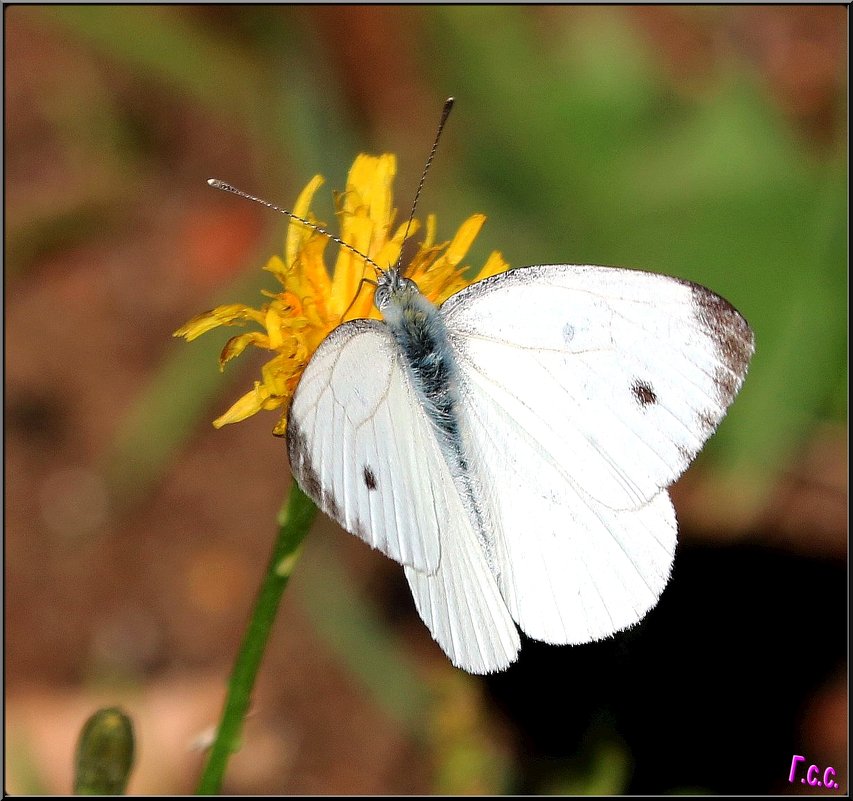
[486,542,846,793]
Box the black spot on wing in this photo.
[363,465,377,491]
[631,379,657,408]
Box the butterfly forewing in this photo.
[442,264,754,511]
[287,320,448,573]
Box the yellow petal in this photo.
[345,154,396,225]
[423,214,437,249]
[364,154,396,245]
[272,414,288,437]
[213,382,275,428]
[286,174,324,267]
[294,235,334,320]
[374,239,403,272]
[391,216,421,241]
[340,280,380,323]
[445,214,486,266]
[263,254,289,284]
[338,154,397,265]
[173,304,265,341]
[331,215,374,313]
[472,250,510,282]
[220,332,270,368]
[260,357,296,397]
[265,305,285,349]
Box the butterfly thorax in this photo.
[376,270,495,570]
[377,270,459,445]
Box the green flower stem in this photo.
[196,479,316,795]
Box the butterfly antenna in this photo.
[395,96,455,275]
[207,178,385,277]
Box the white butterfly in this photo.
[286,260,754,673]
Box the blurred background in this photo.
[4,5,846,795]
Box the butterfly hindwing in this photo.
[403,493,521,673]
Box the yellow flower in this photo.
[174,153,510,436]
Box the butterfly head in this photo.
[374,268,418,312]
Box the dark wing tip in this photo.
[686,282,755,380]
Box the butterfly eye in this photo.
[374,285,390,310]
